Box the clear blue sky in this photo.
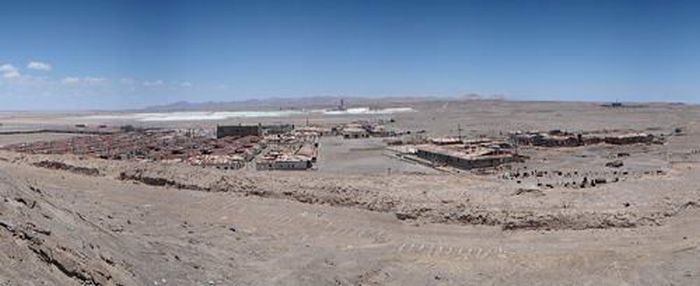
[1,0,698,110]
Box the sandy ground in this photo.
[317,137,438,175]
[1,100,700,285]
[0,133,87,147]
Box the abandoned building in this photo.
[217,125,261,138]
[429,137,463,145]
[368,125,393,137]
[294,126,333,137]
[335,120,407,139]
[509,130,583,147]
[4,129,264,168]
[255,129,319,170]
[296,142,319,162]
[342,126,369,139]
[582,132,656,145]
[217,124,295,139]
[262,124,294,135]
[510,130,659,147]
[414,139,523,170]
[186,154,246,170]
[256,153,313,170]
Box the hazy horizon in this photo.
[2,0,699,110]
[0,94,694,113]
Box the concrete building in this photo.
[342,127,369,139]
[509,131,583,147]
[262,124,294,135]
[296,142,318,162]
[255,133,319,170]
[217,125,261,138]
[586,133,655,145]
[256,154,312,170]
[415,144,522,170]
[294,126,333,137]
[429,137,463,145]
[216,124,294,139]
[413,138,523,170]
[368,125,394,137]
[510,130,659,147]
[186,154,246,170]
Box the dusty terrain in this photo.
[1,100,700,285]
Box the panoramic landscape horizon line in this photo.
[1,94,696,113]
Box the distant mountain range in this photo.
[140,94,506,112]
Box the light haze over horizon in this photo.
[1,0,699,110]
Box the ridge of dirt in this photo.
[0,174,136,285]
[32,160,101,176]
[113,166,700,231]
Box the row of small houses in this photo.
[509,130,660,147]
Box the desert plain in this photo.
[1,99,699,285]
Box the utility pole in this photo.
[457,123,463,140]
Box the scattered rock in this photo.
[606,160,624,168]
[395,212,417,221]
[513,188,545,197]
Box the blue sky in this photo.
[1,0,699,110]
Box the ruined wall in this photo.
[256,160,311,171]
